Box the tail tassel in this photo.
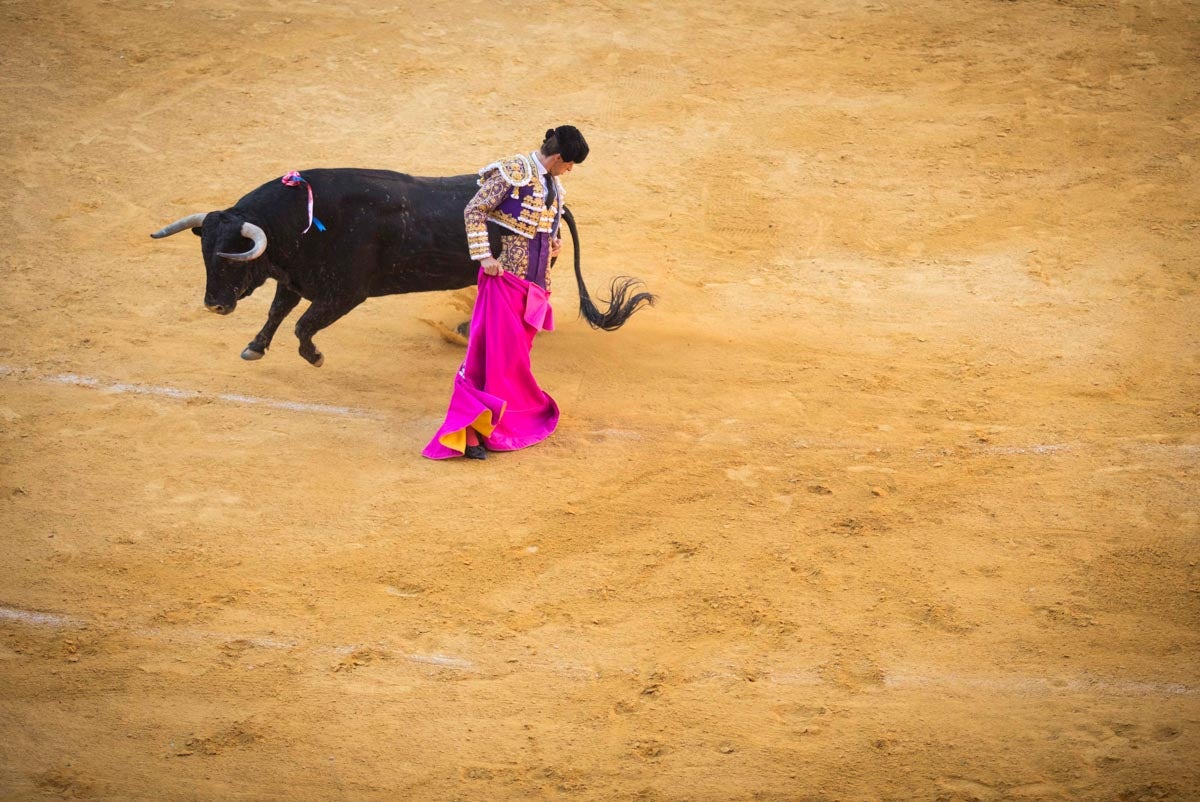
[563,206,656,332]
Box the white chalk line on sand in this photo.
[0,606,87,629]
[0,604,476,673]
[0,365,382,419]
[4,365,1196,458]
[2,605,1194,697]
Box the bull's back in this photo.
[240,168,484,297]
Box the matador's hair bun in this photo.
[541,125,589,163]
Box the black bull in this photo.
[151,168,654,366]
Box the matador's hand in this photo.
[480,256,503,276]
[549,237,562,258]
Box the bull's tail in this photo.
[562,206,655,331]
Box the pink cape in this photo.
[422,269,558,459]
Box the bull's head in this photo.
[151,211,269,315]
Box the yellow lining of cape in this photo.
[438,408,500,454]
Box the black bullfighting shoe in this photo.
[464,444,488,460]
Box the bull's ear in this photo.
[191,227,203,236]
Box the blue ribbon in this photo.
[281,170,327,233]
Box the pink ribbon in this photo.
[281,170,325,233]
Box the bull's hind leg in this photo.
[293,298,363,367]
[243,284,302,360]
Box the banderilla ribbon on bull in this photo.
[281,171,327,233]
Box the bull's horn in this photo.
[150,213,207,239]
[216,222,268,261]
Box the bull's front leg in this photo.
[242,284,302,360]
[293,297,363,367]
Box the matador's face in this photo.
[546,155,576,177]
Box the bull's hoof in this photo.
[455,320,471,338]
[241,346,265,361]
[308,353,324,368]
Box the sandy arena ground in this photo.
[2,0,1198,799]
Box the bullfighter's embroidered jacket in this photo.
[464,153,563,288]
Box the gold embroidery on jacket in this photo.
[498,235,554,291]
[464,155,562,288]
[498,235,528,279]
[464,171,510,259]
